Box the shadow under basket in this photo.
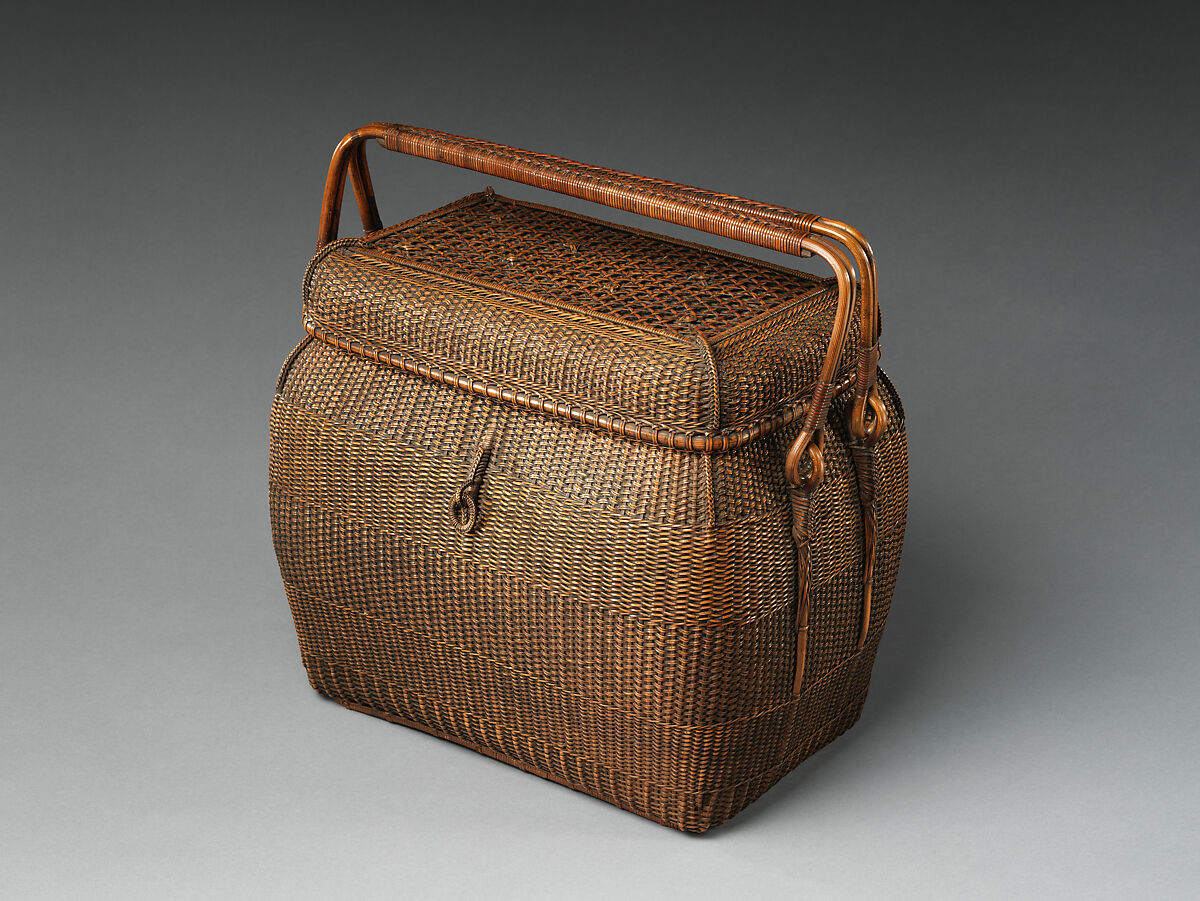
[270,124,908,832]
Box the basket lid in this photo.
[302,191,859,445]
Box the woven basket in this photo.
[270,124,908,832]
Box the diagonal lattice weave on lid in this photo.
[368,192,830,339]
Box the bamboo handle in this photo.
[322,124,880,397]
[317,123,862,476]
[322,124,820,254]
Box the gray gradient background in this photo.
[2,2,1197,898]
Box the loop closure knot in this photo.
[449,426,499,534]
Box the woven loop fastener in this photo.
[449,426,499,534]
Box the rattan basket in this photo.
[270,124,908,832]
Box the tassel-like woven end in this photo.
[849,445,877,650]
[847,382,889,649]
[787,430,824,696]
[790,488,814,695]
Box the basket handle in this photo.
[322,125,884,440]
[320,124,873,462]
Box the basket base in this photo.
[308,658,868,833]
[335,697,703,832]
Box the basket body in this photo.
[270,187,908,832]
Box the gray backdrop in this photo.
[3,2,1197,898]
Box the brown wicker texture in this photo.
[270,128,908,832]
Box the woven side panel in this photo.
[269,339,908,831]
[282,574,860,790]
[269,400,797,625]
[271,493,801,726]
[709,283,860,428]
[277,340,711,524]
